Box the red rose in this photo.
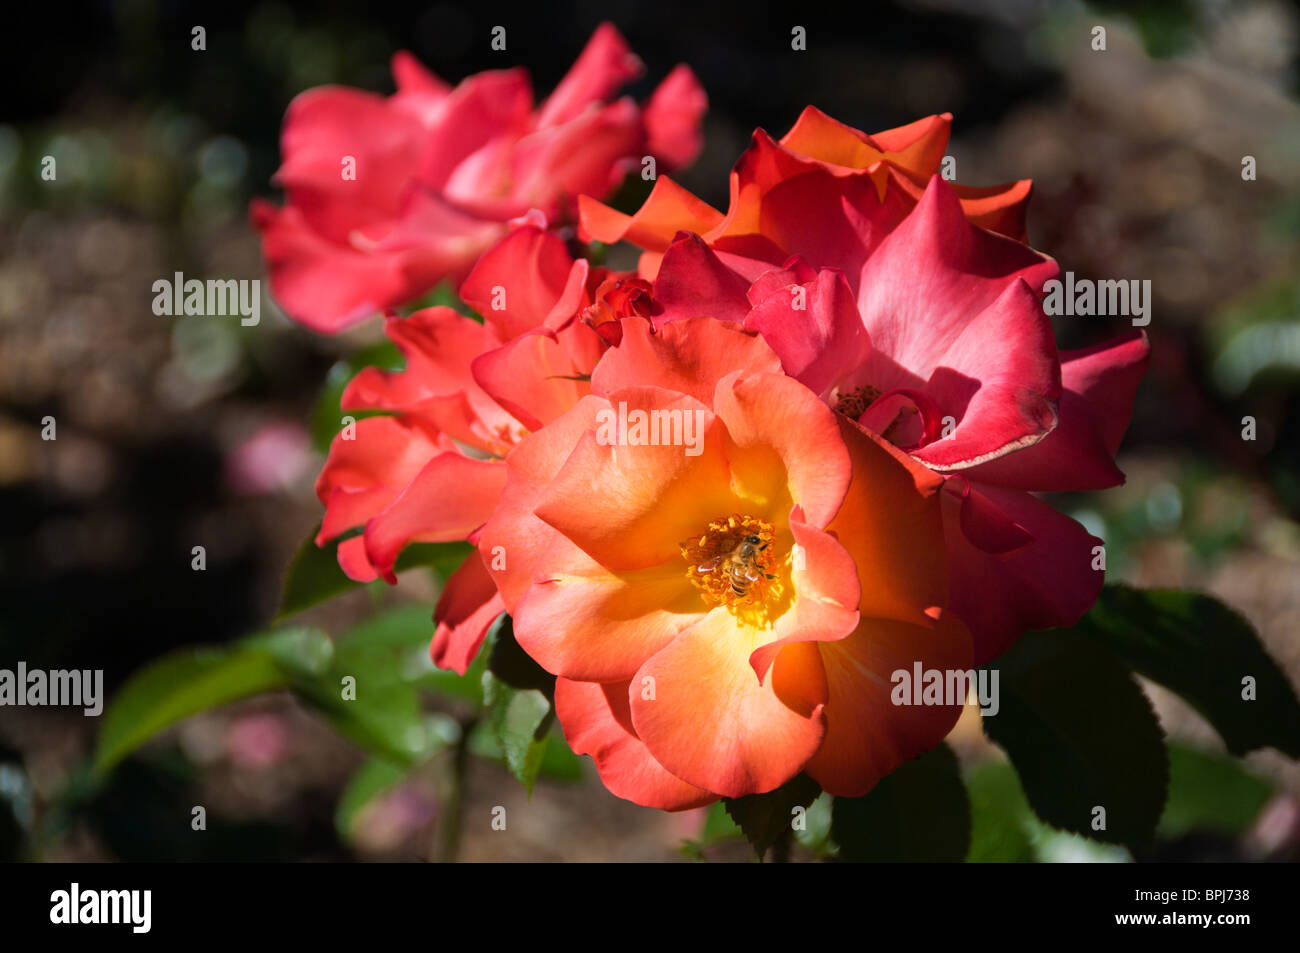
[253,23,705,332]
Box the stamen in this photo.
[834,384,881,420]
[679,515,783,621]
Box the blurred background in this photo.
[1,0,1298,861]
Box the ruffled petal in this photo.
[533,389,736,571]
[336,535,381,583]
[649,231,754,327]
[944,483,1105,665]
[909,278,1062,470]
[314,415,443,543]
[252,200,464,333]
[711,371,850,529]
[476,396,609,611]
[512,554,704,682]
[853,176,1057,393]
[470,328,590,432]
[965,331,1149,491]
[748,513,861,679]
[719,131,912,280]
[827,417,948,626]
[555,678,715,810]
[416,68,533,195]
[630,610,827,797]
[643,65,707,171]
[431,551,505,674]
[578,176,723,250]
[805,612,972,796]
[274,87,425,239]
[459,225,576,339]
[744,268,871,397]
[363,452,508,582]
[590,316,780,407]
[535,23,642,129]
[511,99,644,211]
[342,307,521,453]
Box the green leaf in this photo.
[1078,586,1300,758]
[679,801,744,860]
[831,744,970,862]
[723,773,821,861]
[701,799,743,841]
[1031,827,1132,863]
[464,616,572,780]
[1158,743,1274,839]
[332,601,487,704]
[275,527,358,618]
[335,603,434,656]
[964,760,1036,862]
[96,610,447,774]
[94,626,328,773]
[276,525,471,619]
[293,609,443,766]
[466,719,577,783]
[793,791,834,856]
[482,672,552,795]
[293,673,430,766]
[242,626,334,678]
[335,758,410,841]
[537,727,584,781]
[414,650,491,707]
[982,629,1168,847]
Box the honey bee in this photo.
[697,533,769,599]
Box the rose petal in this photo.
[555,678,715,810]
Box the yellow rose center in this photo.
[680,515,786,625]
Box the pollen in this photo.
[834,384,881,420]
[488,421,529,456]
[679,515,784,623]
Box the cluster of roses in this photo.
[254,24,1148,809]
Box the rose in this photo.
[253,23,705,332]
[580,111,1147,664]
[313,218,651,672]
[578,106,1030,279]
[478,317,971,806]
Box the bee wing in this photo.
[696,556,721,574]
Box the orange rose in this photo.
[579,107,1030,279]
[479,318,970,807]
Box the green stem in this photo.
[432,717,475,863]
